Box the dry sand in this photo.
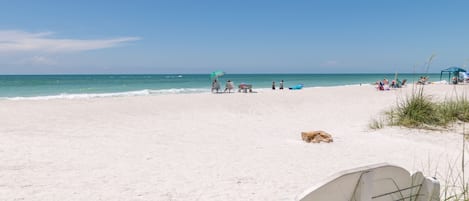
[1,84,468,201]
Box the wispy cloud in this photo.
[321,60,339,67]
[0,30,141,52]
[25,56,57,65]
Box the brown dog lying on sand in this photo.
[301,131,333,143]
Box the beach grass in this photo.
[440,95,469,123]
[368,117,385,130]
[391,86,443,128]
[380,86,469,129]
[440,127,469,201]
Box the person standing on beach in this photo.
[212,79,220,93]
[279,80,284,90]
[272,81,276,90]
[224,80,234,93]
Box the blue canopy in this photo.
[440,66,466,81]
[441,66,466,73]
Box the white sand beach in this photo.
[1,84,468,201]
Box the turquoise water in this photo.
[0,74,440,99]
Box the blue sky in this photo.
[0,0,468,74]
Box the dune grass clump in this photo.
[440,96,469,123]
[388,87,444,128]
[384,88,469,129]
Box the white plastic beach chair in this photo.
[296,163,439,201]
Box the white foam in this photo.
[2,84,375,100]
[164,75,184,79]
[4,88,210,100]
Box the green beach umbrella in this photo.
[210,70,225,80]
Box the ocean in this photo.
[0,73,440,100]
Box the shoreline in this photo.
[0,83,388,101]
[0,73,443,100]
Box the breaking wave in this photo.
[5,88,210,100]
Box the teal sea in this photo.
[0,73,441,99]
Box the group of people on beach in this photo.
[211,79,287,93]
[211,79,235,93]
[376,77,407,91]
[417,76,429,85]
[271,80,284,90]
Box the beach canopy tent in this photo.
[210,70,225,80]
[440,66,466,81]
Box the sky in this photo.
[0,0,468,74]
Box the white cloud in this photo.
[0,30,141,52]
[321,60,339,67]
[28,56,57,65]
[12,55,57,66]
